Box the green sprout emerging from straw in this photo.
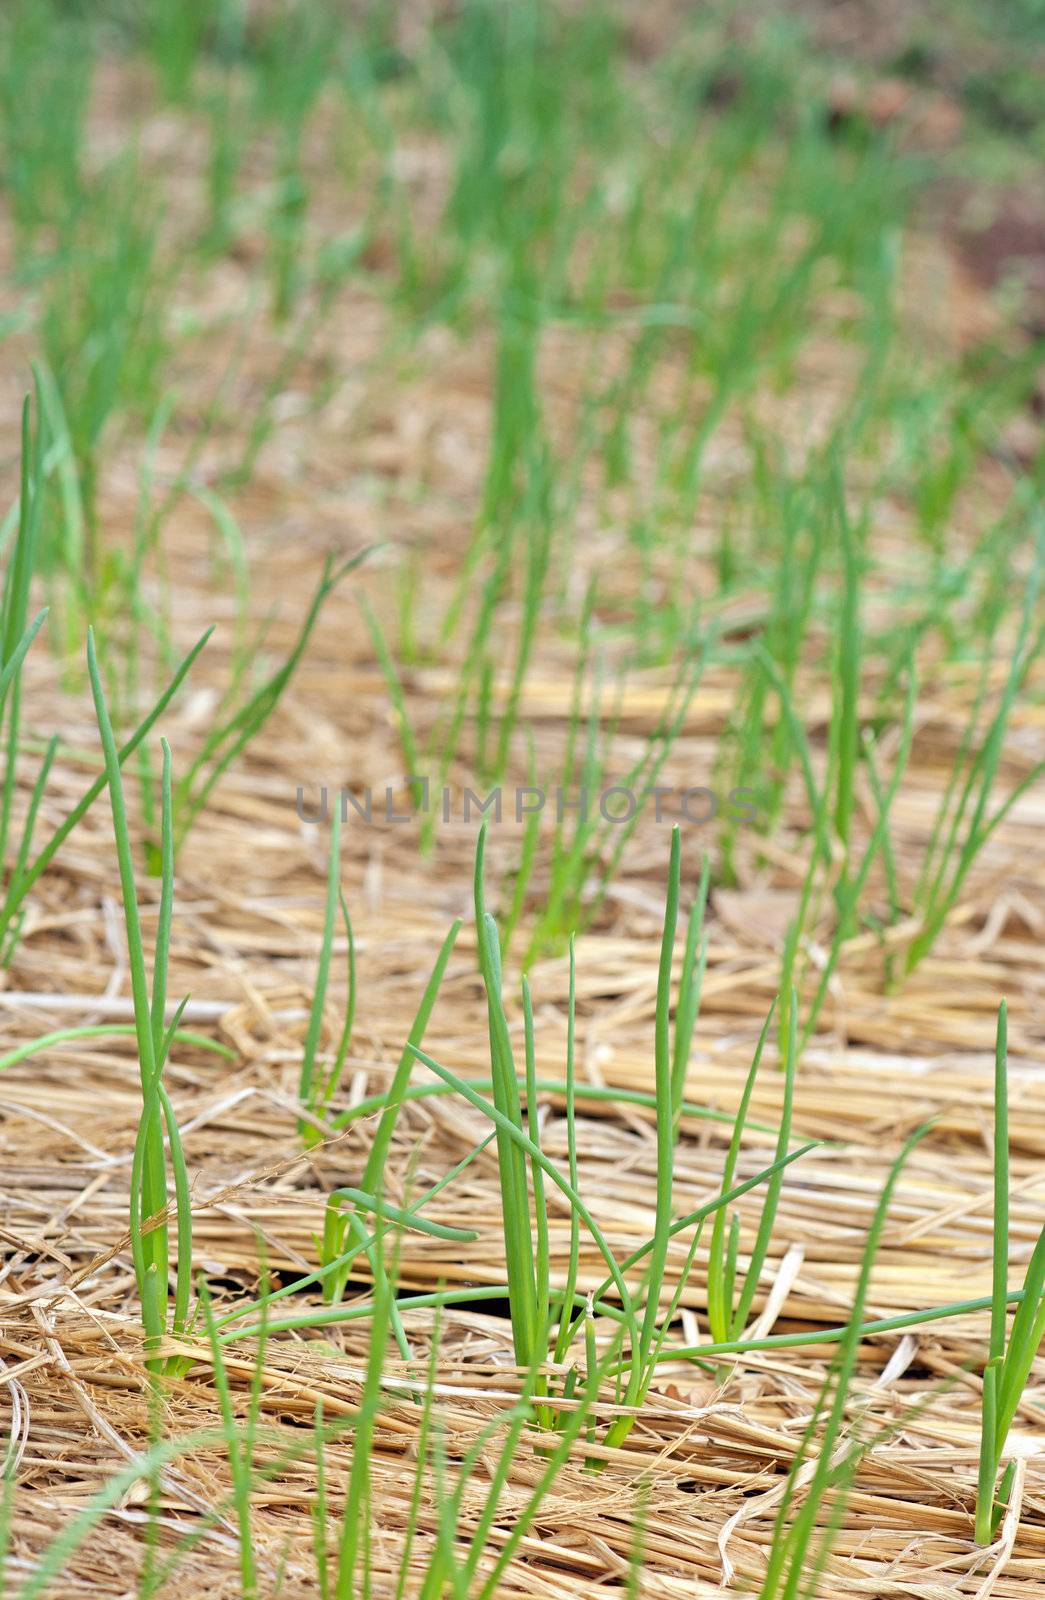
[975,999,1045,1545]
[400,821,815,1448]
[317,917,466,1317]
[706,991,794,1345]
[88,630,194,1372]
[297,796,355,1144]
[0,384,215,965]
[757,1124,930,1598]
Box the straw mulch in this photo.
[2,54,1044,1600]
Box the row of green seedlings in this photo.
[0,384,364,952]
[363,564,704,964]
[35,0,646,511]
[5,1153,929,1600]
[409,0,926,657]
[299,819,1045,1547]
[12,0,922,399]
[6,1218,654,1600]
[9,0,1038,839]
[20,679,1042,1574]
[323,0,930,829]
[3,1058,1030,1600]
[301,818,803,1422]
[11,0,1035,935]
[2,0,380,541]
[723,461,1045,1016]
[0,714,937,1600]
[411,820,803,1444]
[395,6,1035,801]
[366,478,1044,990]
[10,991,1026,1597]
[45,699,815,1420]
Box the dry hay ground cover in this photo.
[1,3,1045,1597]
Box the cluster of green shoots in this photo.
[292,824,1043,1535]
[89,647,194,1373]
[4,731,1042,1590]
[728,501,1045,1071]
[402,822,812,1450]
[296,830,1044,1570]
[0,378,365,958]
[0,383,214,964]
